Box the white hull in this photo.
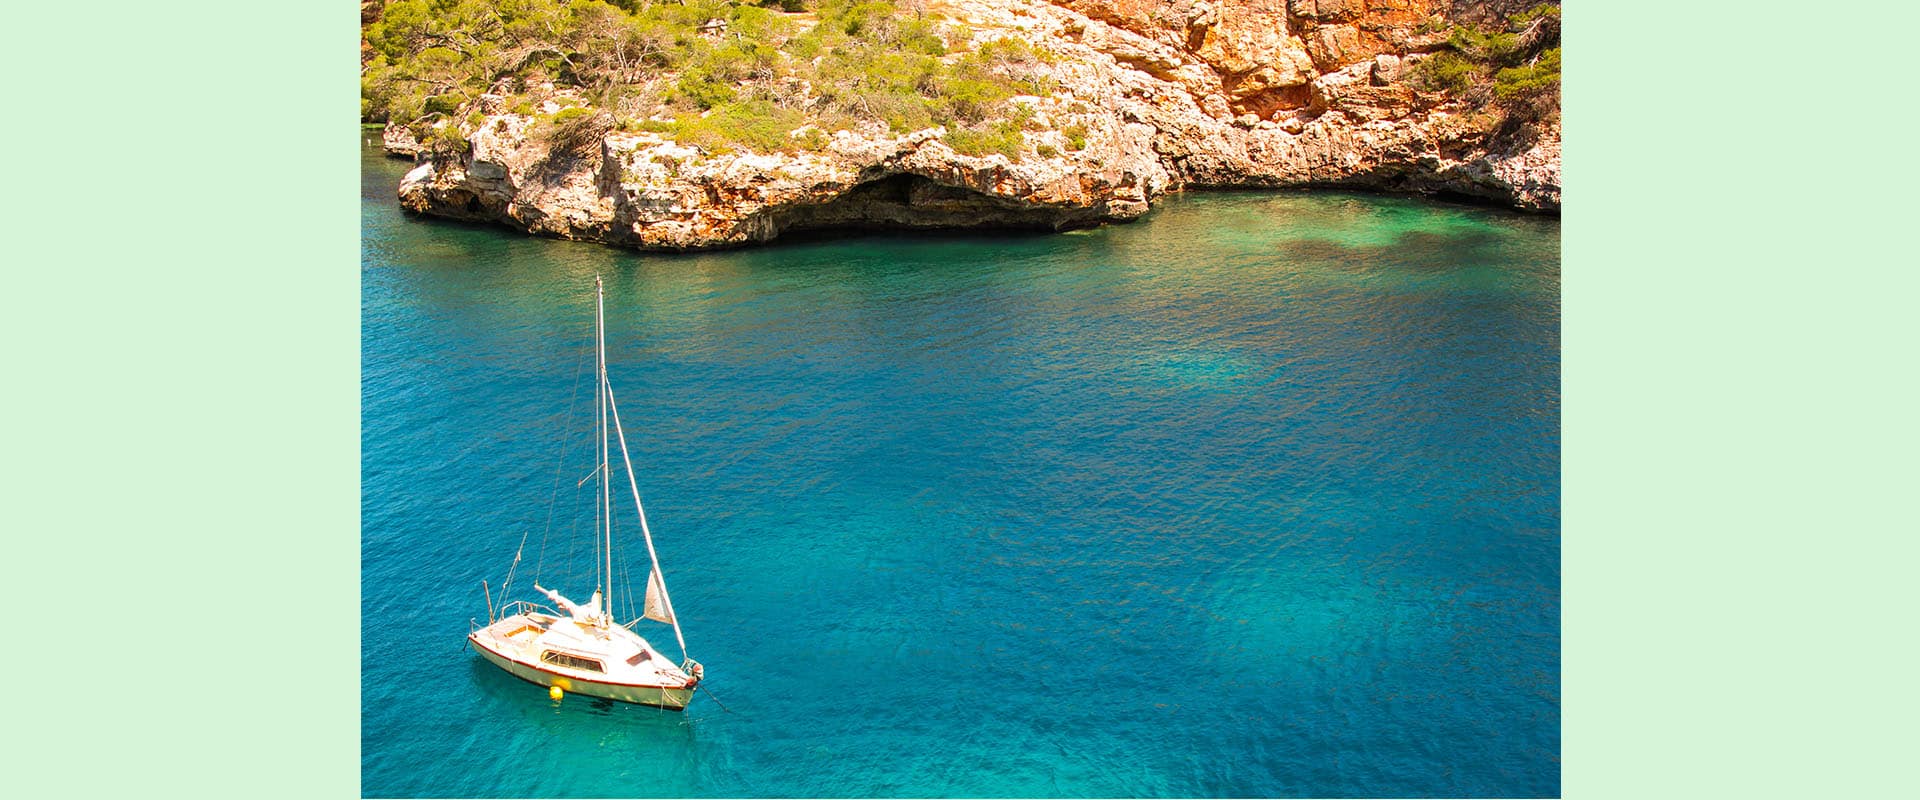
[469,611,698,710]
[471,637,696,709]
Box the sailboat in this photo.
[468,276,704,709]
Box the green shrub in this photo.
[698,100,808,152]
[631,117,678,134]
[1493,47,1560,121]
[551,106,595,125]
[1062,123,1087,151]
[641,100,809,154]
[1509,4,1563,25]
[1409,3,1561,126]
[361,0,1066,150]
[973,36,1054,66]
[1011,75,1057,96]
[796,127,830,152]
[544,108,614,153]
[673,67,738,110]
[1494,48,1561,101]
[1447,27,1520,63]
[1411,52,1476,94]
[946,120,1023,160]
[423,94,468,116]
[787,34,822,60]
[936,77,1012,124]
[428,123,470,155]
[1009,102,1039,130]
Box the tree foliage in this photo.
[1410,3,1560,123]
[361,0,1060,157]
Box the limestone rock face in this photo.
[381,122,422,159]
[393,0,1560,251]
[400,117,1169,250]
[1290,0,1364,24]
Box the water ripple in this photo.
[363,141,1559,797]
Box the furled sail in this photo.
[643,567,675,624]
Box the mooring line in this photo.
[696,685,738,716]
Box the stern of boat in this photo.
[470,601,554,652]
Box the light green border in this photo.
[13,2,1913,799]
[11,3,360,798]
[1564,2,1914,799]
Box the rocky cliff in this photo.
[387,0,1560,251]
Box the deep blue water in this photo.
[361,135,1560,797]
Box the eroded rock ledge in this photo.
[394,0,1560,251]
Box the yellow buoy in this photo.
[549,685,564,700]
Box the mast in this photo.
[597,276,613,624]
[605,380,689,662]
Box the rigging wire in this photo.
[510,332,591,604]
[604,376,690,662]
[605,324,639,625]
[597,302,645,628]
[616,533,636,626]
[562,333,603,596]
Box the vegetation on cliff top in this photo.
[1413,3,1561,125]
[361,0,1058,157]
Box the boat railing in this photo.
[497,599,558,621]
[472,600,561,636]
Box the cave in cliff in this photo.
[767,173,1103,237]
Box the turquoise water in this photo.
[362,138,1559,797]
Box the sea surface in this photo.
[361,134,1560,798]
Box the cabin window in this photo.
[540,650,605,673]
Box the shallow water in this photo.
[362,137,1559,797]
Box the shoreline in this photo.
[368,134,1553,258]
[367,0,1560,250]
